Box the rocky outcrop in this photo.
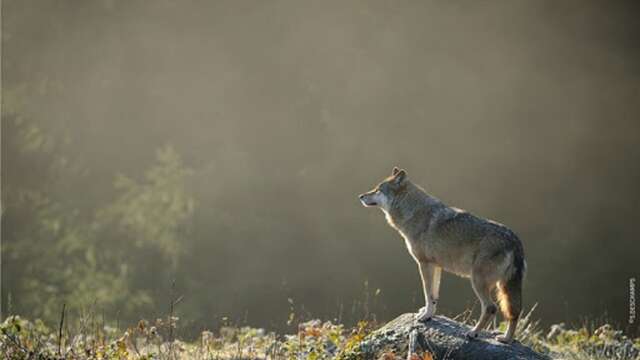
[347,313,550,360]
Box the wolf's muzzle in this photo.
[359,193,378,206]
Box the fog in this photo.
[3,0,639,335]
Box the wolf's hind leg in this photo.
[496,279,522,343]
[415,262,438,322]
[466,272,497,339]
[497,319,518,343]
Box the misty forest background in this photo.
[2,0,640,338]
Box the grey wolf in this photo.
[359,167,526,343]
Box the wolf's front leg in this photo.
[415,262,441,322]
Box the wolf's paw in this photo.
[495,335,513,344]
[465,330,480,340]
[414,312,432,322]
[414,307,434,322]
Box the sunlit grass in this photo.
[2,305,639,360]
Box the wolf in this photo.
[359,167,526,343]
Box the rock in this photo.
[345,313,551,360]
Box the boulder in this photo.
[346,313,551,360]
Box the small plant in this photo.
[1,308,639,360]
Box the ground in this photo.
[1,309,639,359]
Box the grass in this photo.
[1,306,639,360]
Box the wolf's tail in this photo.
[496,242,526,320]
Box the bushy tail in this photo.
[497,248,525,320]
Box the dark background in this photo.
[2,0,639,336]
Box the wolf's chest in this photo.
[401,233,433,263]
[387,211,439,262]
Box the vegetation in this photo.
[1,308,638,360]
[4,3,640,360]
[2,98,639,359]
[4,1,640,335]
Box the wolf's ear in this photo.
[393,169,407,184]
[392,167,401,176]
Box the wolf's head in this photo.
[358,167,408,211]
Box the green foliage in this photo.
[99,146,195,266]
[0,316,55,360]
[2,120,194,323]
[2,313,639,360]
[543,323,640,359]
[335,321,369,360]
[280,320,351,360]
[0,314,370,360]
[3,75,196,327]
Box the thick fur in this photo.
[497,249,525,320]
[359,167,526,343]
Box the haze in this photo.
[2,0,639,336]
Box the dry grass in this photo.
[1,306,639,360]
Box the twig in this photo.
[167,280,184,360]
[169,281,176,344]
[58,303,66,356]
[1,328,30,354]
